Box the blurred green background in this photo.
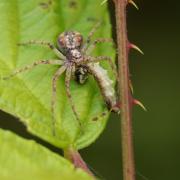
[0,0,180,180]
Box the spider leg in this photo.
[85,38,114,55]
[82,21,101,52]
[18,40,65,59]
[65,66,82,127]
[3,59,63,80]
[85,56,118,80]
[51,65,66,135]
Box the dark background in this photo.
[82,1,180,180]
[0,0,180,180]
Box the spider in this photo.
[3,22,119,134]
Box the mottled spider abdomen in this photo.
[75,65,89,84]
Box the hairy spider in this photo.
[4,22,119,134]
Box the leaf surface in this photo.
[0,129,92,180]
[0,0,115,149]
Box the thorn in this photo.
[129,79,134,94]
[133,99,147,111]
[128,0,139,10]
[100,0,107,5]
[129,43,144,55]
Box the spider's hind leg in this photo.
[51,66,66,135]
[65,66,82,128]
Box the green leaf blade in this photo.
[0,129,93,180]
[0,0,115,149]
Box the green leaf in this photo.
[0,129,93,180]
[0,0,115,149]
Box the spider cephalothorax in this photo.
[57,31,85,66]
[4,22,119,134]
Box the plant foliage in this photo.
[0,0,114,149]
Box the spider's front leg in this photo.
[82,21,101,52]
[65,66,82,127]
[18,40,65,59]
[51,65,66,135]
[84,38,114,55]
[3,60,63,80]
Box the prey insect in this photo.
[3,22,119,134]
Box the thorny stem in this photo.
[64,148,94,178]
[113,0,135,180]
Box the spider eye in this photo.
[57,34,66,48]
[76,35,83,43]
[75,34,83,47]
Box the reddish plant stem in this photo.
[113,0,135,180]
[64,148,94,178]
